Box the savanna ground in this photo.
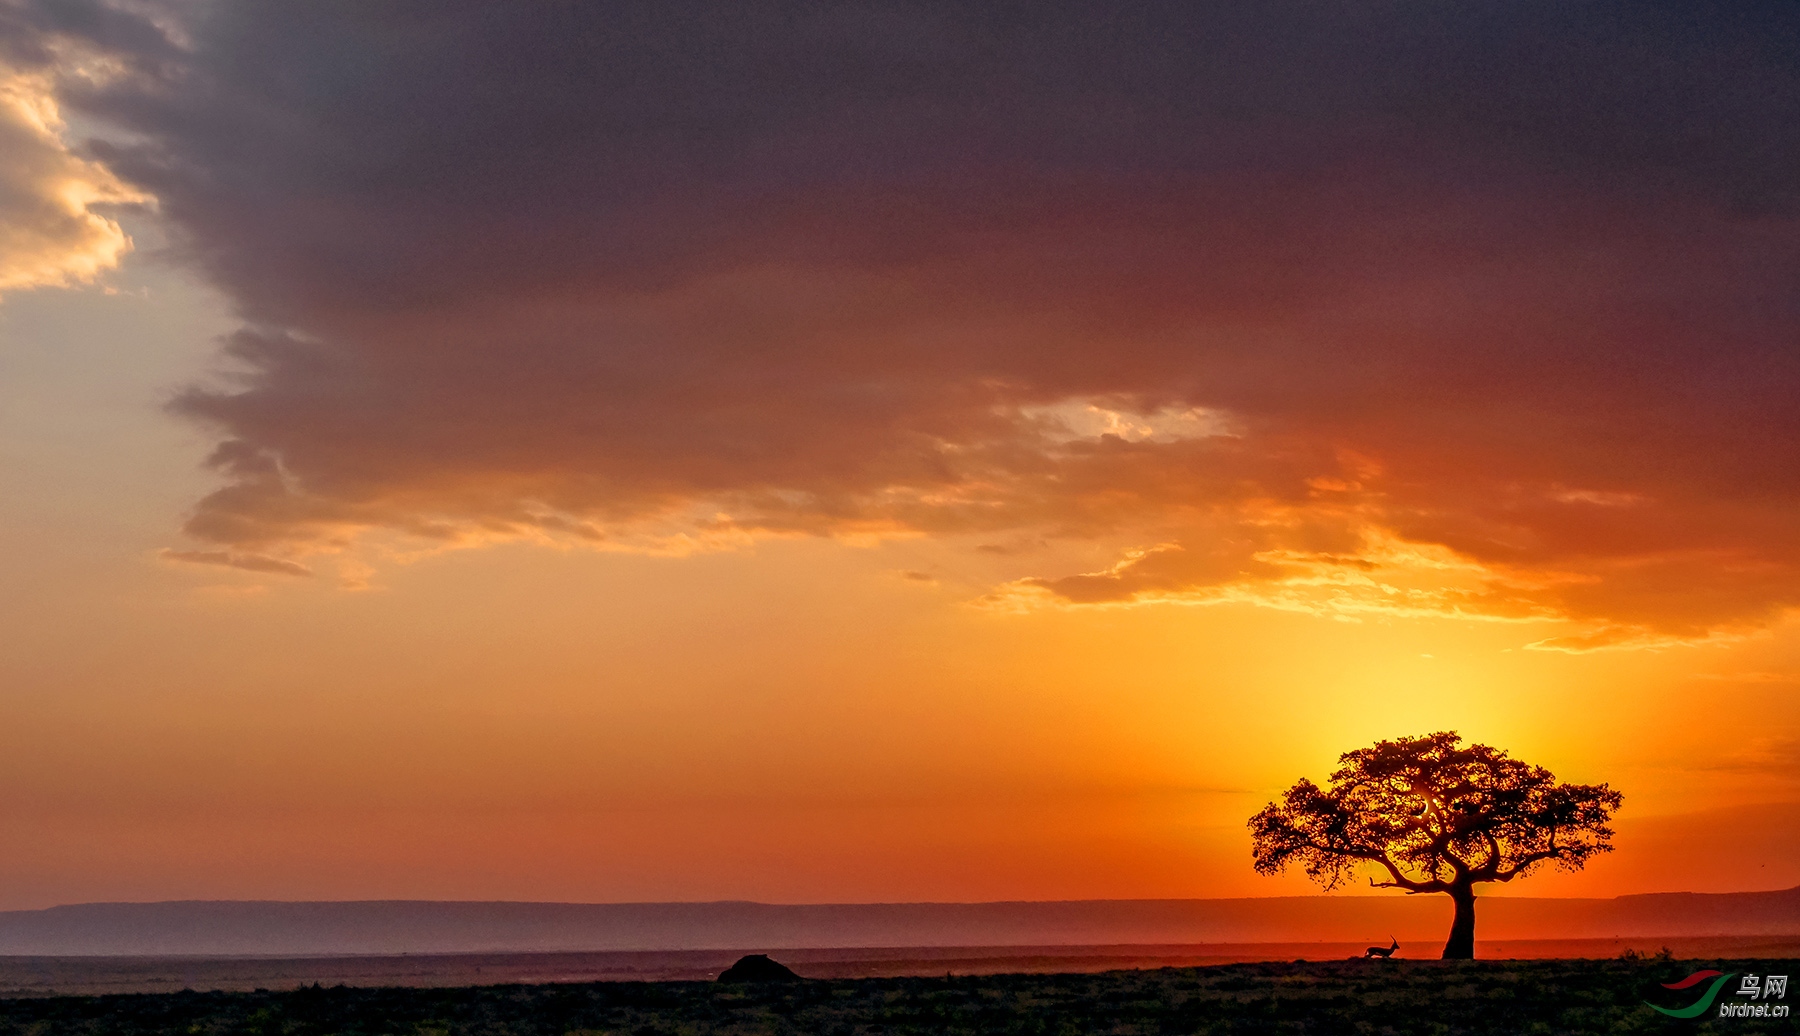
[0,958,1793,1036]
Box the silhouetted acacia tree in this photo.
[1248,731,1622,959]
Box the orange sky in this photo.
[0,2,1797,911]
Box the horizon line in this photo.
[12,885,1798,912]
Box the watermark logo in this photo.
[1646,970,1789,1020]
[1646,970,1733,1019]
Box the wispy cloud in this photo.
[159,549,311,578]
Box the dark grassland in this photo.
[0,958,1793,1035]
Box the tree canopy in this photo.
[1248,731,1622,958]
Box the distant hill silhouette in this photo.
[0,888,1795,956]
[717,954,799,982]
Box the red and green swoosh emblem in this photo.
[1646,971,1734,1018]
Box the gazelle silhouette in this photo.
[1363,937,1398,959]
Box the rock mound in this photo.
[717,953,800,982]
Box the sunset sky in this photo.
[1,0,1798,912]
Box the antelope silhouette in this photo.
[1363,937,1398,959]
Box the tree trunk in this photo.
[1441,883,1476,959]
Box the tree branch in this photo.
[1365,850,1444,894]
[1473,829,1503,881]
[1495,825,1564,881]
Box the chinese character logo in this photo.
[1736,974,1789,1000]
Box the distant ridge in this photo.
[1,888,1796,957]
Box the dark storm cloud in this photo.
[0,0,178,73]
[20,0,1800,641]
